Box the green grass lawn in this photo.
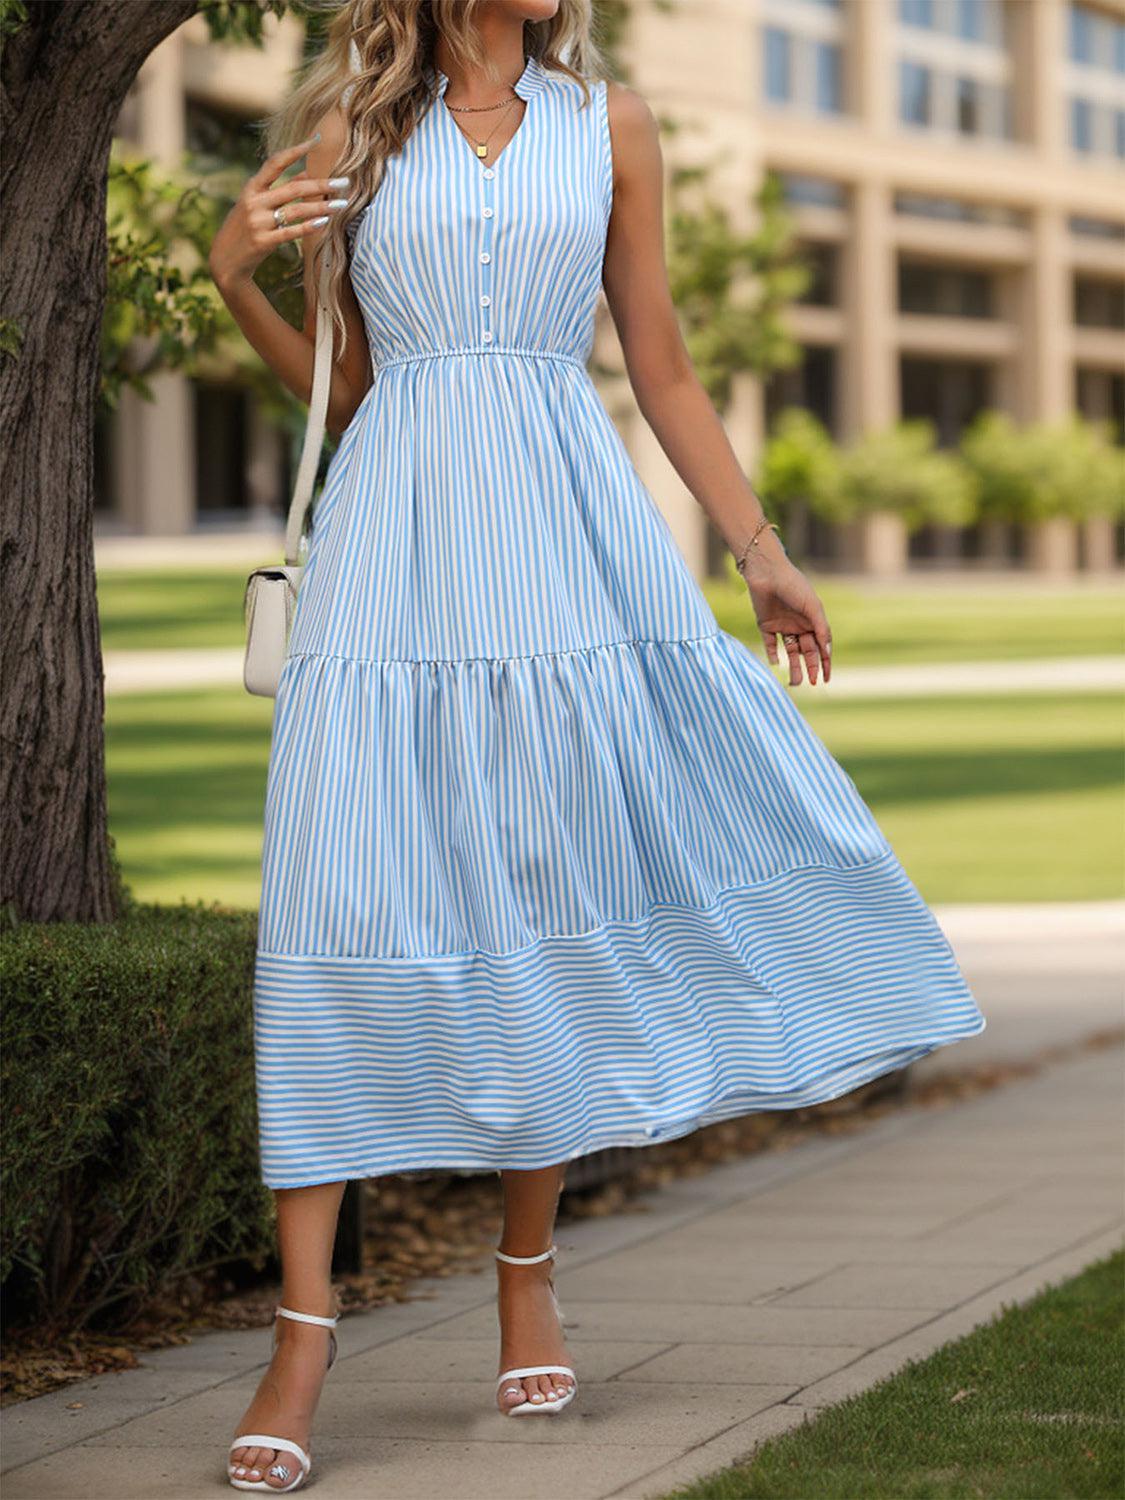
[106,688,274,909]
[660,1247,1124,1500]
[95,568,1125,665]
[97,570,251,651]
[707,576,1125,667]
[798,691,1123,903]
[104,685,1123,908]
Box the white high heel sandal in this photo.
[494,1243,578,1417]
[227,1305,339,1493]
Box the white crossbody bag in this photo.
[243,247,335,698]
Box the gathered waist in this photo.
[373,345,586,375]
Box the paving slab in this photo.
[2,1045,1121,1500]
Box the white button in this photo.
[480,294,491,307]
[482,330,494,342]
[482,206,494,218]
[643,1125,657,1137]
[479,251,491,264]
[483,168,495,179]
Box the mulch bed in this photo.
[3,1027,1119,1407]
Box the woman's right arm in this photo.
[208,108,371,438]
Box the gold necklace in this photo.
[446,93,521,159]
[445,94,516,113]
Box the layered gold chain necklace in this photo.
[444,88,522,160]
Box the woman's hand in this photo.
[739,549,833,688]
[208,133,348,292]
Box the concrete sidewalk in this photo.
[102,643,1125,697]
[916,900,1124,1078]
[3,1041,1121,1500]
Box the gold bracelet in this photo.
[734,519,782,574]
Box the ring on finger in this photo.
[274,205,288,227]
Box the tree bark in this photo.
[1,0,197,920]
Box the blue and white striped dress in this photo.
[252,54,986,1189]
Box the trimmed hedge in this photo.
[1,896,275,1333]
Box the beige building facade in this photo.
[101,2,1125,578]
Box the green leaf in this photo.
[0,318,24,359]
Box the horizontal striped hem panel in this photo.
[253,851,986,1188]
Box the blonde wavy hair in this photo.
[262,0,611,361]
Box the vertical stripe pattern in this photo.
[252,57,986,1188]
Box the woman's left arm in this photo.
[601,81,832,688]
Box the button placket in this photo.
[478,166,496,345]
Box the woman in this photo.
[209,0,985,1490]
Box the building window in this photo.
[901,357,992,447]
[999,80,1014,139]
[1076,369,1125,444]
[1066,5,1125,157]
[902,0,1003,43]
[900,60,931,125]
[781,173,847,209]
[797,242,839,307]
[895,192,1026,228]
[765,346,837,436]
[93,408,116,517]
[897,0,1013,140]
[1070,96,1093,150]
[761,7,847,119]
[764,26,791,103]
[900,0,934,27]
[957,0,982,40]
[814,40,843,113]
[1074,277,1125,330]
[185,96,261,172]
[956,75,980,133]
[1069,215,1125,239]
[1068,4,1125,69]
[1068,3,1094,63]
[899,261,994,319]
[194,382,250,515]
[956,0,1004,45]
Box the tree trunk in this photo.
[0,0,196,921]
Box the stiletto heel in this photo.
[494,1243,578,1416]
[227,1305,339,1492]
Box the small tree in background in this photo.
[960,411,1124,527]
[104,147,309,433]
[664,169,812,413]
[752,407,840,567]
[830,419,976,535]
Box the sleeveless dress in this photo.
[251,55,986,1190]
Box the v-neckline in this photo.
[433,55,541,175]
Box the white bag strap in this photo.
[284,244,334,566]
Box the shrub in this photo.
[754,407,841,517]
[960,411,1125,523]
[833,419,977,530]
[1,898,274,1334]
